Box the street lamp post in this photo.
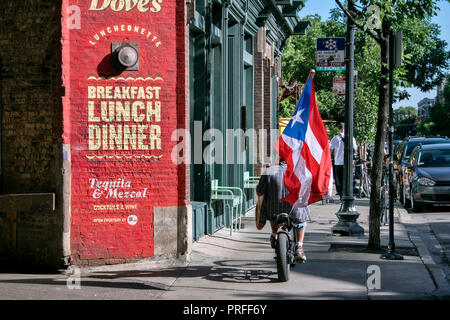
[331,1,364,236]
[381,31,403,260]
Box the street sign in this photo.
[333,77,346,95]
[332,71,358,95]
[316,37,346,71]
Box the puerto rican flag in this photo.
[276,74,333,208]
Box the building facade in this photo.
[436,76,447,104]
[0,0,307,269]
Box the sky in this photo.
[298,0,450,109]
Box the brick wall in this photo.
[0,0,190,268]
[263,57,273,162]
[0,0,64,269]
[253,35,264,176]
[253,29,276,176]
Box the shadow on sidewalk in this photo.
[0,277,168,291]
[85,262,279,284]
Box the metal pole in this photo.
[0,57,2,192]
[343,24,355,204]
[331,0,363,236]
[381,31,403,260]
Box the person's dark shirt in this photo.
[256,162,310,225]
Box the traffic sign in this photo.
[333,77,346,95]
[316,38,346,71]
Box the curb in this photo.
[397,206,450,300]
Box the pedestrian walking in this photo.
[329,122,357,198]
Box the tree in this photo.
[417,75,450,137]
[280,15,343,119]
[394,106,417,139]
[399,18,449,93]
[416,118,435,136]
[335,0,449,249]
[394,106,417,120]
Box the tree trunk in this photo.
[368,22,390,250]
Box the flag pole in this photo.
[298,69,315,106]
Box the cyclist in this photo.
[254,157,310,262]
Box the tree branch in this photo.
[335,0,383,45]
[350,2,364,16]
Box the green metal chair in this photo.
[244,171,260,189]
[211,179,243,235]
[243,171,260,209]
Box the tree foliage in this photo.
[393,106,418,139]
[336,0,449,96]
[417,76,450,137]
[280,15,378,143]
[394,106,417,118]
[397,17,450,97]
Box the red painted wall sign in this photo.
[63,0,179,261]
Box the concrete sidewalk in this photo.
[78,195,446,300]
[153,196,440,300]
[0,195,448,300]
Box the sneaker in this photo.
[270,234,276,249]
[295,245,307,262]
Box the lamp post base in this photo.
[332,220,364,236]
[331,200,364,236]
[380,245,404,260]
[380,252,404,260]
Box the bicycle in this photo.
[380,165,389,226]
[273,213,297,282]
[356,159,371,198]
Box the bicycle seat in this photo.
[275,213,290,226]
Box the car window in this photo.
[403,142,420,159]
[403,140,449,160]
[417,149,450,167]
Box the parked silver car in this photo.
[394,136,450,204]
[403,143,450,212]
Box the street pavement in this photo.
[397,205,450,298]
[0,194,449,300]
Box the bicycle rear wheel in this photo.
[276,233,290,282]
